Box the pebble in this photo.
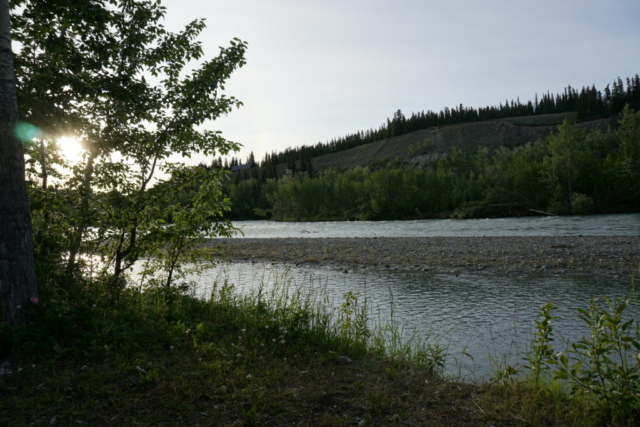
[337,356,353,365]
[207,236,640,279]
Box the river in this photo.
[231,213,640,238]
[192,214,640,380]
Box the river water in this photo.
[192,214,640,380]
[231,213,640,238]
[192,261,637,381]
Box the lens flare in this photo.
[14,122,42,142]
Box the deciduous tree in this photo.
[13,0,247,291]
[542,119,594,212]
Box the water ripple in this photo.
[190,262,636,380]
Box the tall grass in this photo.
[203,269,448,375]
[1,263,448,380]
[3,264,640,425]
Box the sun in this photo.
[57,136,84,163]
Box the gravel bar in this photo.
[207,236,640,279]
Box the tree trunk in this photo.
[66,150,95,277]
[0,0,38,324]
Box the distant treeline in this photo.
[222,106,640,221]
[202,75,640,176]
[236,75,637,174]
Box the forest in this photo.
[221,105,640,221]
[216,74,640,178]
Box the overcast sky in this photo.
[161,0,640,164]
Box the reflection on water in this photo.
[184,262,637,380]
[230,213,640,238]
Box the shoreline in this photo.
[207,236,640,279]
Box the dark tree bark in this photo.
[0,0,37,324]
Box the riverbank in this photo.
[4,241,639,425]
[4,276,638,426]
[210,236,640,279]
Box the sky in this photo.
[160,0,640,165]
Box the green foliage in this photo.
[614,105,640,202]
[1,267,447,377]
[14,0,247,290]
[542,119,596,212]
[554,297,640,419]
[523,302,559,386]
[231,107,640,221]
[0,276,473,427]
[227,177,271,219]
[480,296,640,425]
[570,193,595,215]
[336,291,370,348]
[5,274,640,426]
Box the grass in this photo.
[1,271,639,426]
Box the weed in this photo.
[523,302,559,386]
[336,291,369,348]
[554,297,640,420]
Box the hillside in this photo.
[279,113,617,175]
[227,108,640,222]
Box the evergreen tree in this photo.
[253,74,639,178]
[247,151,257,168]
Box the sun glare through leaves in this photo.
[56,136,84,163]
